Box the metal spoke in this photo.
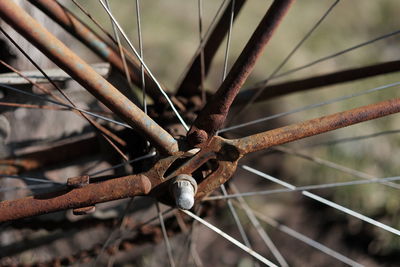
[198,0,206,101]
[274,146,400,190]
[235,0,340,117]
[235,60,400,106]
[0,28,129,157]
[135,0,147,114]
[98,0,189,131]
[205,175,400,200]
[231,199,362,266]
[242,165,400,236]
[305,129,400,148]
[221,0,235,82]
[182,210,278,267]
[187,0,295,146]
[0,175,64,185]
[176,207,203,267]
[70,0,117,43]
[220,184,257,267]
[256,29,400,83]
[95,198,135,266]
[230,183,288,267]
[176,0,246,98]
[88,151,156,177]
[104,0,134,91]
[0,184,63,193]
[0,83,132,130]
[220,80,400,133]
[156,202,176,267]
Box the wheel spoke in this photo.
[206,174,400,200]
[135,0,147,114]
[231,198,362,266]
[182,210,278,267]
[0,29,129,157]
[103,0,135,95]
[89,151,156,177]
[221,81,400,133]
[156,202,176,267]
[234,97,400,154]
[221,0,235,82]
[176,0,246,98]
[30,0,159,104]
[0,83,131,130]
[234,0,340,117]
[274,146,400,190]
[187,0,295,146]
[0,184,62,193]
[305,128,400,148]
[220,184,257,266]
[229,183,288,267]
[0,175,64,185]
[259,29,400,82]
[98,0,189,131]
[242,165,400,236]
[234,60,400,105]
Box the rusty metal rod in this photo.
[176,0,247,98]
[0,174,151,222]
[234,60,400,106]
[234,98,400,154]
[0,0,178,155]
[187,0,295,146]
[28,0,164,104]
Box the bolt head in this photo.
[171,174,197,210]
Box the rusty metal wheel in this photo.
[0,0,400,266]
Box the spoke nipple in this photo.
[171,174,197,210]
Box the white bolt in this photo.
[171,174,197,210]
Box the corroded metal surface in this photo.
[234,60,400,105]
[187,0,296,146]
[1,97,400,221]
[234,97,400,154]
[28,0,165,104]
[0,174,151,222]
[0,0,178,155]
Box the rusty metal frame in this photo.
[187,0,296,146]
[1,96,400,221]
[0,0,399,226]
[0,0,178,155]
